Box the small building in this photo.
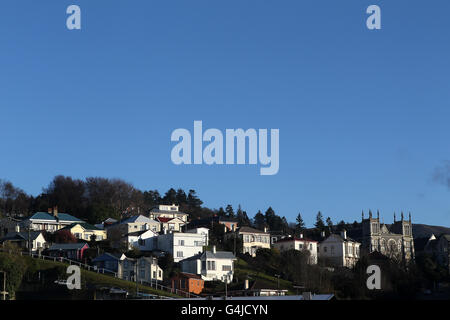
[47,242,89,261]
[0,217,22,237]
[425,234,450,274]
[61,222,107,242]
[156,232,206,262]
[92,252,125,273]
[180,246,236,283]
[226,226,270,257]
[118,256,163,283]
[272,235,318,264]
[185,227,209,247]
[157,217,186,233]
[149,204,189,223]
[106,215,160,249]
[318,230,361,268]
[125,229,158,251]
[0,231,47,253]
[171,272,205,295]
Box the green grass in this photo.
[234,258,295,294]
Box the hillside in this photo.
[413,224,450,238]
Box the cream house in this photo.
[318,230,361,268]
[62,223,107,241]
[227,226,270,257]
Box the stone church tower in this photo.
[361,210,415,261]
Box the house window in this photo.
[323,246,327,253]
[207,261,216,271]
[178,240,185,246]
[222,265,232,271]
[159,270,162,277]
[176,251,183,258]
[153,271,156,279]
[299,243,303,250]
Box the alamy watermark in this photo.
[170,121,279,175]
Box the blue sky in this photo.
[0,1,449,227]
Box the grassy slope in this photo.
[233,258,295,294]
[3,253,178,298]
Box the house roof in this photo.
[201,250,236,260]
[29,212,82,223]
[275,237,317,244]
[0,231,43,242]
[62,222,103,231]
[157,217,173,223]
[119,215,159,224]
[150,208,188,215]
[48,242,89,251]
[175,272,203,280]
[92,252,121,262]
[125,229,155,237]
[237,226,268,234]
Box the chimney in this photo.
[48,208,53,214]
[212,245,216,254]
[341,229,347,240]
[263,227,268,233]
[320,231,325,238]
[15,225,20,233]
[244,279,249,290]
[53,206,58,217]
[299,233,304,239]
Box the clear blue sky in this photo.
[0,1,449,227]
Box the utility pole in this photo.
[0,271,8,300]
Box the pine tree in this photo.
[295,213,306,235]
[315,211,325,230]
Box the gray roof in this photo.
[0,231,43,242]
[183,250,236,262]
[237,226,268,234]
[120,215,159,224]
[48,242,89,251]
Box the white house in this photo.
[22,207,83,233]
[185,227,209,247]
[158,217,186,233]
[318,230,361,268]
[180,246,236,283]
[125,229,158,251]
[106,215,160,248]
[156,232,206,262]
[118,256,163,283]
[149,204,189,223]
[272,235,318,264]
[0,230,47,253]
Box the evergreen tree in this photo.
[326,217,333,229]
[315,211,325,230]
[253,210,266,230]
[295,213,306,235]
[225,204,234,218]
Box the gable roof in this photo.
[125,229,156,237]
[62,222,103,231]
[92,252,121,262]
[29,212,83,223]
[0,231,44,242]
[120,215,159,224]
[237,226,268,234]
[48,242,89,251]
[275,237,317,244]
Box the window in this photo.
[207,261,216,271]
[323,246,327,253]
[299,243,303,250]
[176,251,183,258]
[222,265,232,271]
[153,271,156,279]
[159,270,162,277]
[178,240,185,246]
[309,244,312,250]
